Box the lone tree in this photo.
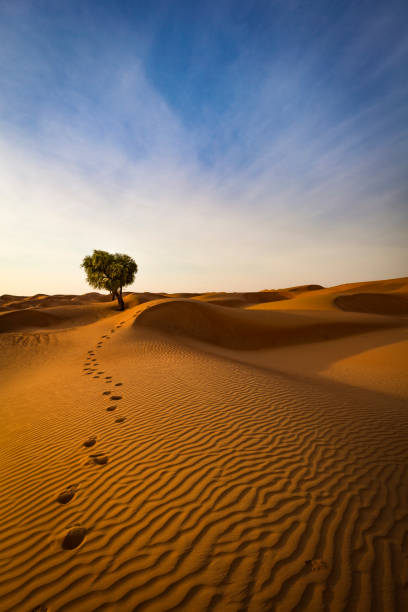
[81,250,137,311]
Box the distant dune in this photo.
[191,290,291,308]
[0,291,111,311]
[280,283,324,293]
[0,277,407,611]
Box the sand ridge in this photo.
[0,278,407,611]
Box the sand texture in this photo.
[0,278,407,611]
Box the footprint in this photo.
[111,396,122,401]
[107,405,116,411]
[61,526,87,550]
[90,454,109,465]
[102,391,111,396]
[115,416,126,423]
[56,485,77,505]
[114,382,123,386]
[105,380,112,384]
[305,559,329,571]
[32,606,48,612]
[105,376,112,379]
[83,436,97,448]
[98,371,104,374]
[93,376,100,379]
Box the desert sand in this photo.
[0,277,407,611]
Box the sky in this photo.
[1,0,407,294]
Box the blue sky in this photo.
[1,0,407,293]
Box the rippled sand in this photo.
[1,278,407,611]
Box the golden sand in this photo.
[0,278,407,611]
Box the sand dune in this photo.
[279,283,324,293]
[334,292,408,315]
[0,292,111,311]
[323,277,408,294]
[251,276,408,314]
[323,336,408,397]
[192,291,290,307]
[134,297,403,349]
[0,302,112,333]
[1,278,407,611]
[0,293,166,333]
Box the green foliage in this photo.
[81,250,137,309]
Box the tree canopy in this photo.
[81,250,137,310]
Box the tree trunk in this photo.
[110,292,115,301]
[116,289,125,311]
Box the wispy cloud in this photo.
[1,1,407,293]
